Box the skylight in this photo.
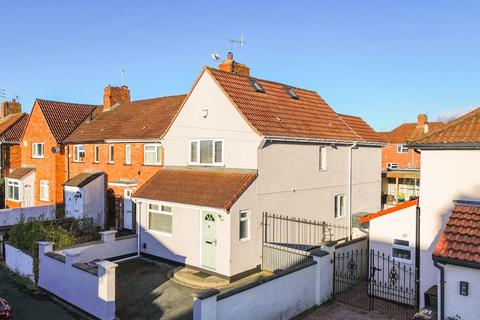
[247,78,265,93]
[284,86,299,99]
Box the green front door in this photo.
[202,211,216,269]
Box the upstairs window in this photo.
[189,139,223,165]
[144,144,162,165]
[125,144,131,165]
[73,145,85,162]
[247,77,265,93]
[334,194,345,218]
[94,145,100,163]
[7,180,20,201]
[284,86,299,99]
[319,146,327,171]
[397,145,408,153]
[108,145,115,163]
[32,143,44,158]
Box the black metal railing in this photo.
[262,242,312,273]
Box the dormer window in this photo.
[247,78,265,93]
[284,86,299,99]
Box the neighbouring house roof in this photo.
[338,114,384,142]
[433,201,480,268]
[0,113,29,143]
[410,107,480,148]
[35,99,101,143]
[133,167,257,210]
[206,67,382,144]
[6,167,35,180]
[359,199,418,224]
[380,122,445,144]
[64,95,186,143]
[64,171,104,188]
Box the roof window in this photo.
[284,86,299,99]
[247,78,265,93]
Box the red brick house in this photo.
[379,113,444,207]
[63,86,185,230]
[5,99,99,208]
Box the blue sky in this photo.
[1,1,479,131]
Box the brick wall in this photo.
[381,144,420,171]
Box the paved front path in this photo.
[298,301,392,320]
[0,264,89,319]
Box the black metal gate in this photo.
[333,249,417,320]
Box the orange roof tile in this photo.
[65,95,186,143]
[206,68,376,143]
[133,167,257,210]
[433,202,480,266]
[411,107,480,146]
[359,199,418,224]
[0,113,28,143]
[338,114,384,143]
[382,122,445,144]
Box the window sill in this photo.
[124,163,132,166]
[39,199,49,203]
[92,161,100,164]
[147,229,173,237]
[143,163,162,167]
[107,162,115,165]
[240,238,252,243]
[32,156,45,159]
[72,161,85,163]
[7,198,21,203]
[188,162,225,167]
[392,257,412,265]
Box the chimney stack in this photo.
[417,113,428,127]
[0,100,21,119]
[218,52,250,76]
[103,86,130,112]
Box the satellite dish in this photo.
[51,146,61,154]
[211,52,220,61]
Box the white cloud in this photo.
[435,106,476,122]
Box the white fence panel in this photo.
[0,205,56,227]
[5,243,34,282]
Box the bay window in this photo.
[189,139,223,165]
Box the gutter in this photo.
[264,136,385,147]
[408,143,480,150]
[348,142,357,240]
[433,259,445,320]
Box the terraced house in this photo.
[5,99,99,208]
[63,86,185,229]
[131,54,384,280]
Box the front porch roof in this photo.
[6,167,35,180]
[133,167,257,210]
[65,171,104,188]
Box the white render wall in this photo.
[419,150,480,306]
[443,264,480,320]
[0,205,55,227]
[163,70,262,169]
[5,243,34,282]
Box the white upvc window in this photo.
[73,145,85,162]
[125,144,131,165]
[40,180,49,202]
[239,210,251,241]
[319,146,327,171]
[94,145,100,163]
[189,139,223,166]
[144,144,162,165]
[334,194,345,218]
[397,145,408,153]
[148,203,172,234]
[32,143,45,158]
[108,145,115,163]
[392,239,412,263]
[387,162,399,170]
[7,179,20,201]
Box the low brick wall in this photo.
[5,242,34,282]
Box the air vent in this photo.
[247,78,265,93]
[284,86,299,99]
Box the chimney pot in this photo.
[218,52,250,76]
[227,52,233,60]
[103,86,130,111]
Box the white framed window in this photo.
[239,210,251,241]
[32,143,45,158]
[7,180,20,201]
[392,239,412,263]
[125,144,131,165]
[334,194,345,218]
[397,145,408,153]
[148,203,172,234]
[73,145,85,162]
[189,139,223,165]
[319,146,327,171]
[387,162,399,170]
[40,180,49,202]
[108,145,115,163]
[144,144,162,165]
[94,145,100,163]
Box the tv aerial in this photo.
[211,33,247,61]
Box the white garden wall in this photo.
[0,205,55,227]
[5,243,34,282]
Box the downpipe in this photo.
[433,260,445,320]
[348,143,357,240]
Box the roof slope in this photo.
[382,122,445,144]
[433,202,480,266]
[338,114,383,143]
[65,95,186,143]
[411,107,480,146]
[65,171,104,188]
[6,167,35,180]
[206,68,372,143]
[0,113,28,143]
[359,199,418,224]
[133,167,257,210]
[36,99,100,143]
